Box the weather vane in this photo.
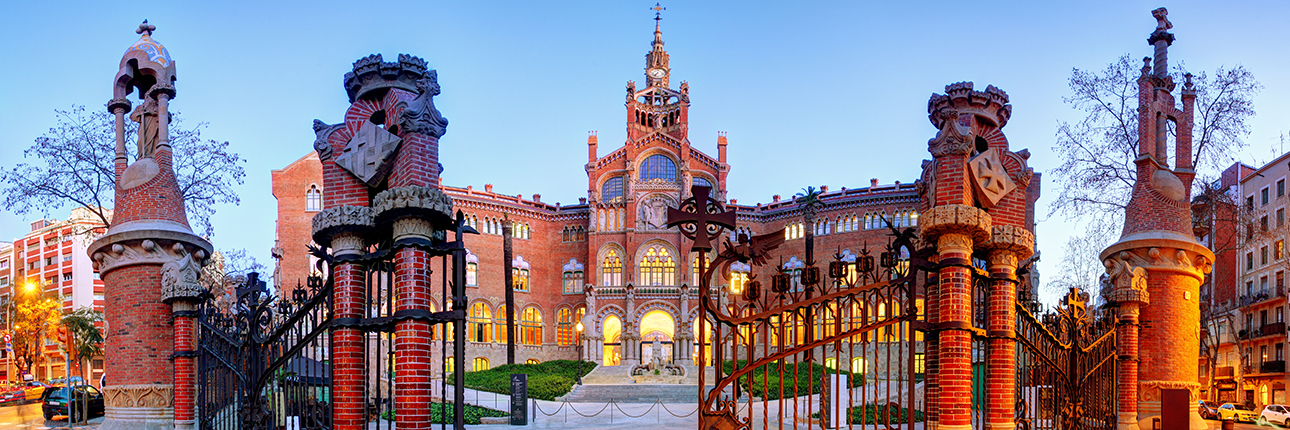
[652,3,665,22]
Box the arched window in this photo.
[521,307,543,345]
[602,250,623,286]
[466,252,479,287]
[472,357,490,372]
[602,176,624,203]
[496,304,509,342]
[784,257,805,291]
[512,256,530,291]
[910,209,919,226]
[469,303,493,343]
[729,261,751,295]
[639,245,677,286]
[639,154,677,182]
[693,177,712,188]
[851,357,867,374]
[305,185,322,212]
[562,259,584,294]
[557,308,574,346]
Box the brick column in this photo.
[982,227,1034,430]
[171,302,197,430]
[920,204,991,430]
[372,186,452,430]
[325,227,370,430]
[1116,302,1142,430]
[935,232,974,430]
[924,269,940,430]
[394,237,433,430]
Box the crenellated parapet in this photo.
[928,81,1012,130]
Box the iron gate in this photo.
[1013,288,1118,430]
[670,186,930,430]
[198,212,473,430]
[197,272,335,430]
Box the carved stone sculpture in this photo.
[335,120,403,187]
[397,71,449,138]
[130,98,161,159]
[927,108,974,157]
[968,147,1017,208]
[161,243,203,303]
[312,119,344,161]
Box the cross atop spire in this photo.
[136,20,156,36]
[652,3,666,23]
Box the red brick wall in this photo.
[102,264,172,385]
[271,153,323,289]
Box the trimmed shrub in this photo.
[381,403,508,424]
[722,360,865,400]
[452,360,597,401]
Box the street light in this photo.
[575,321,584,385]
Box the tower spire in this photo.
[651,3,666,46]
[644,3,671,88]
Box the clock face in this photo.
[649,68,667,78]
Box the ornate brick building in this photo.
[273,19,1042,371]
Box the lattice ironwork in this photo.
[1014,287,1119,430]
[671,185,933,430]
[198,212,475,430]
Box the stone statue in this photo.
[1152,7,1171,31]
[648,338,666,371]
[130,98,160,159]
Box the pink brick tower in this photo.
[89,21,213,430]
[919,82,1035,430]
[311,54,453,430]
[1099,8,1212,430]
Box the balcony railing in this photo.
[1241,287,1287,306]
[1216,366,1235,378]
[1261,322,1287,337]
[1262,360,1286,374]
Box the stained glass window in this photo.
[602,176,624,202]
[640,154,677,182]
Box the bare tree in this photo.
[1049,55,1261,227]
[1047,222,1116,301]
[0,105,246,237]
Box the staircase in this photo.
[562,384,703,404]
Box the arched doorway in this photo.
[639,310,675,363]
[603,315,622,366]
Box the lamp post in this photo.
[575,321,584,385]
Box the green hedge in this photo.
[452,360,597,401]
[381,403,508,424]
[722,360,865,400]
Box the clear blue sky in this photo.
[2,1,1289,305]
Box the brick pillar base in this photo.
[394,223,433,430]
[171,302,198,430]
[98,261,175,430]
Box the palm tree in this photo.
[61,307,103,383]
[795,186,825,265]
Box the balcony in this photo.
[1262,360,1286,374]
[1261,322,1287,337]
[1241,287,1287,307]
[1216,366,1235,379]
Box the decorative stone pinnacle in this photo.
[137,20,155,36]
[1152,7,1171,31]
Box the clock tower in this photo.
[626,14,688,144]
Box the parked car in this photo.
[40,385,104,422]
[1198,400,1219,420]
[0,389,24,404]
[21,381,50,402]
[1261,404,1290,426]
[1218,403,1259,422]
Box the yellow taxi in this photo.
[1218,403,1259,422]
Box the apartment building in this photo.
[4,207,108,384]
[1201,157,1290,407]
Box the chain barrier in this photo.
[531,398,700,423]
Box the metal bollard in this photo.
[1222,418,1235,430]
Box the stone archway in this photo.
[638,310,675,364]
